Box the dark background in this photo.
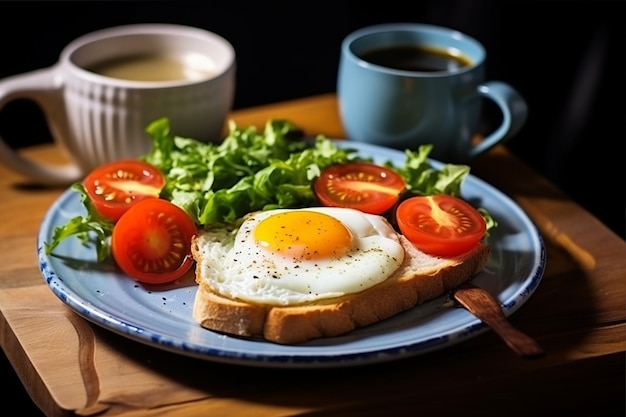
[0,1,623,415]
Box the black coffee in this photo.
[360,45,471,72]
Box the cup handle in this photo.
[0,67,82,185]
[469,81,529,158]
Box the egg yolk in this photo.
[254,210,353,260]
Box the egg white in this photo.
[195,207,405,305]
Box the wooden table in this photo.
[1,94,624,417]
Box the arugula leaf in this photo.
[384,144,496,230]
[143,118,359,226]
[383,144,467,197]
[44,183,115,262]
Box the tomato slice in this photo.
[83,160,165,222]
[314,162,406,214]
[396,195,486,257]
[111,199,197,284]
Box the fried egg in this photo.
[195,207,405,305]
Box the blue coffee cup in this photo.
[338,23,528,162]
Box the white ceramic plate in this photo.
[37,141,545,369]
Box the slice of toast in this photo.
[191,228,490,344]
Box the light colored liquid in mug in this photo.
[87,54,214,82]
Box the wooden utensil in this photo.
[452,282,545,359]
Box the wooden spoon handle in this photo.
[452,283,545,359]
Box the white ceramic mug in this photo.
[0,24,236,185]
[338,23,528,163]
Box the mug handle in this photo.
[469,81,529,158]
[0,67,82,185]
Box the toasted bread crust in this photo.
[192,232,490,344]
